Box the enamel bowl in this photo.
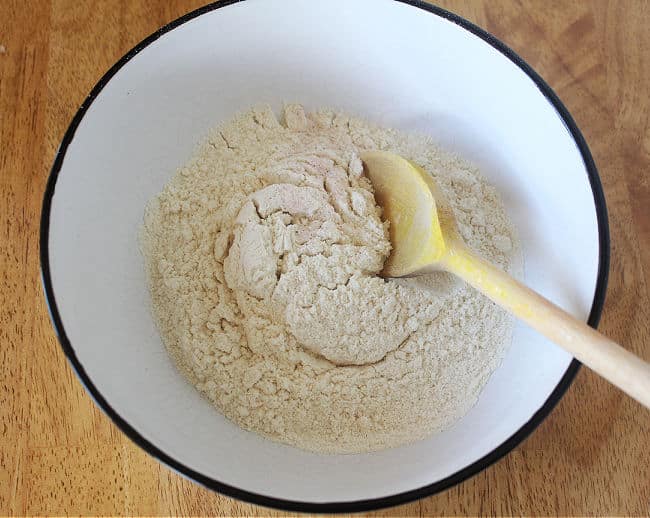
[41,0,609,512]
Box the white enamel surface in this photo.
[47,0,600,503]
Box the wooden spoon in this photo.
[362,150,650,409]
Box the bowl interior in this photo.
[44,0,602,506]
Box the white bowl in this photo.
[40,0,609,512]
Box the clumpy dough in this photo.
[141,104,520,454]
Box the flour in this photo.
[140,104,520,454]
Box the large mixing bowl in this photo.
[40,0,609,512]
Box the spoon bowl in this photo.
[361,150,454,277]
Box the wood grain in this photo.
[1,0,649,515]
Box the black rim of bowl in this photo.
[39,0,610,513]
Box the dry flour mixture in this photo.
[140,104,520,454]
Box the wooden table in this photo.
[2,0,649,515]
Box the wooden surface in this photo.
[1,0,649,515]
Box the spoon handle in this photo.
[443,245,650,409]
